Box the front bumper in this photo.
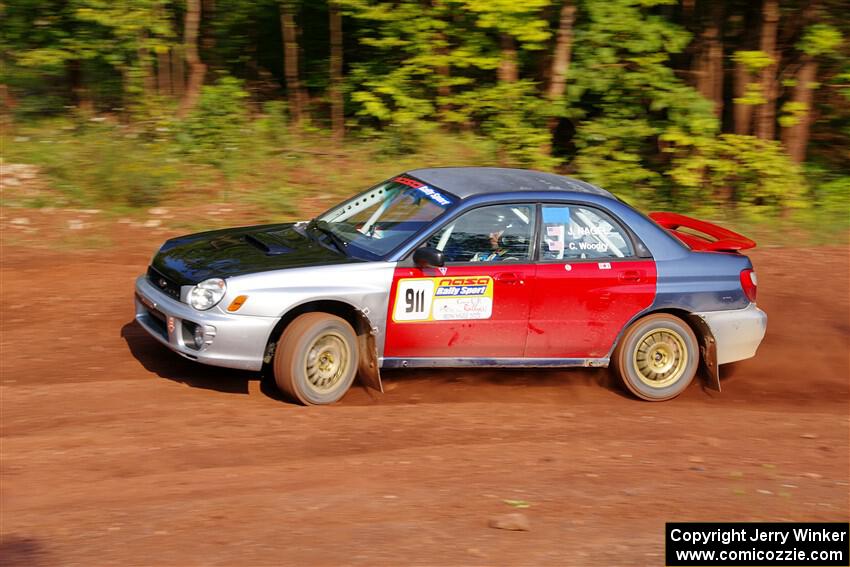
[695,303,767,365]
[134,275,276,371]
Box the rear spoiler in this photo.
[649,212,756,253]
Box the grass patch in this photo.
[2,117,847,246]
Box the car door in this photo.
[526,203,657,359]
[383,203,536,359]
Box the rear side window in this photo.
[539,205,634,260]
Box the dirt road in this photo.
[1,217,848,566]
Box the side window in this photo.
[539,205,634,260]
[425,204,535,263]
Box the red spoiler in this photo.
[649,212,756,252]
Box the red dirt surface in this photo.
[1,216,848,566]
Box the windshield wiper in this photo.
[306,219,348,255]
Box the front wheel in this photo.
[612,313,699,401]
[273,313,359,405]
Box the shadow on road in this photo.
[120,320,285,398]
[343,365,635,406]
[122,319,642,405]
[0,535,47,567]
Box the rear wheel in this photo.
[273,313,358,405]
[613,313,698,401]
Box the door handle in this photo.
[619,270,644,283]
[494,272,523,285]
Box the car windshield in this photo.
[315,176,457,257]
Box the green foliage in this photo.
[734,82,767,106]
[347,64,438,153]
[256,100,291,147]
[450,81,558,168]
[730,51,774,108]
[460,0,552,49]
[665,134,807,217]
[3,0,848,228]
[779,101,809,128]
[339,0,446,151]
[341,0,554,160]
[2,0,174,113]
[799,24,843,57]
[570,0,720,206]
[800,164,850,233]
[178,76,250,175]
[732,50,774,72]
[3,117,499,214]
[574,116,663,194]
[813,175,850,212]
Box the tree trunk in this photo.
[280,0,306,125]
[139,38,156,98]
[734,57,759,135]
[498,34,518,83]
[178,0,206,118]
[435,3,458,120]
[67,59,80,106]
[545,0,576,151]
[329,1,344,142]
[0,82,14,107]
[693,2,724,116]
[435,30,451,116]
[547,0,575,104]
[67,59,92,112]
[202,0,216,60]
[781,56,818,163]
[755,0,779,140]
[172,45,185,100]
[158,49,172,96]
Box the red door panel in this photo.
[525,260,656,358]
[384,264,533,358]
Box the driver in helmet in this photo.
[470,212,525,262]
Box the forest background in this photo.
[1,0,848,237]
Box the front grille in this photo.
[145,306,168,340]
[147,265,181,300]
[138,300,168,340]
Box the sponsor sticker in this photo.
[392,277,494,322]
[392,176,452,206]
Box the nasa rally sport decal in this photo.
[392,277,494,322]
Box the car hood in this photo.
[150,223,360,285]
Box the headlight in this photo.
[189,278,227,310]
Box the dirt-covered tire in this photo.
[613,313,699,401]
[273,313,358,405]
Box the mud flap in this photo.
[689,315,721,392]
[356,326,383,393]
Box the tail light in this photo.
[740,269,757,302]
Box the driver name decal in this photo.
[392,277,494,322]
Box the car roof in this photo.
[405,167,614,200]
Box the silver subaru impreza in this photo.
[135,167,766,405]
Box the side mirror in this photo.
[413,246,444,268]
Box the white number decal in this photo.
[393,280,435,321]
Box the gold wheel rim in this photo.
[632,328,688,389]
[305,332,349,393]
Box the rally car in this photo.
[134,167,767,404]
